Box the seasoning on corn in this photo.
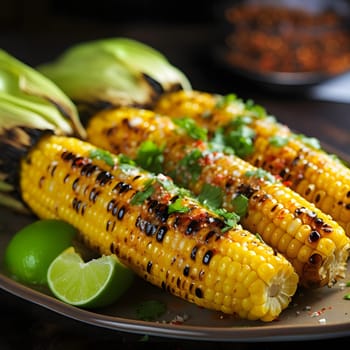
[154,90,350,236]
[85,106,350,289]
[0,128,300,322]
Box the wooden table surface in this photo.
[1,15,350,348]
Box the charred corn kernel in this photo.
[154,90,350,235]
[11,133,300,322]
[86,107,350,288]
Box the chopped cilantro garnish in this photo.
[173,117,207,141]
[244,100,267,118]
[136,300,167,321]
[130,179,155,205]
[209,129,235,155]
[215,93,238,109]
[174,149,203,187]
[197,183,223,210]
[295,134,321,150]
[157,175,192,198]
[231,194,248,217]
[214,208,240,231]
[224,125,255,158]
[155,175,176,192]
[269,135,289,147]
[230,115,253,128]
[135,140,164,174]
[89,148,115,167]
[168,197,190,214]
[245,168,276,183]
[210,116,256,156]
[118,153,136,165]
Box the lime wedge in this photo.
[47,247,134,308]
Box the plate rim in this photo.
[1,272,350,342]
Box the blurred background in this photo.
[2,0,350,100]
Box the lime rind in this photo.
[3,219,77,285]
[47,247,134,309]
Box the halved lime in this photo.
[47,247,134,308]
[4,219,77,285]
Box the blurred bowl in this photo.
[213,0,350,92]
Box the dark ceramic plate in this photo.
[1,145,350,343]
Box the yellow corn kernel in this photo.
[277,233,292,254]
[286,238,303,259]
[297,245,314,263]
[269,228,285,248]
[213,291,224,305]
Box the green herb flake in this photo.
[173,117,207,141]
[210,129,235,155]
[118,153,136,165]
[231,194,248,217]
[89,148,115,167]
[269,135,289,147]
[156,175,176,192]
[215,93,238,109]
[136,300,167,321]
[198,183,223,210]
[295,134,321,150]
[156,175,192,198]
[224,125,255,158]
[231,115,253,128]
[135,140,164,174]
[244,99,267,118]
[214,208,240,231]
[176,149,203,187]
[130,179,155,205]
[245,168,277,183]
[168,197,190,214]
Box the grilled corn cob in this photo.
[86,107,350,289]
[0,129,299,322]
[154,90,350,236]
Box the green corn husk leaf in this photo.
[0,49,85,138]
[0,49,86,212]
[37,37,192,118]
